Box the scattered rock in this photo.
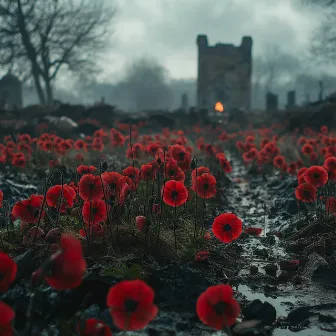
[242,299,276,325]
[318,314,336,323]
[286,306,315,324]
[277,271,291,282]
[286,199,299,215]
[300,253,329,283]
[264,264,277,277]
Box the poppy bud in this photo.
[136,216,146,232]
[203,232,211,240]
[195,251,209,262]
[152,204,160,214]
[46,228,60,244]
[31,268,43,288]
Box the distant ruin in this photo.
[196,35,252,112]
[0,73,23,109]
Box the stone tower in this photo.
[181,92,189,112]
[196,35,252,112]
[0,73,23,109]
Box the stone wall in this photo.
[196,35,252,112]
[0,73,23,109]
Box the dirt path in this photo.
[227,154,336,336]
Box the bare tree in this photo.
[119,57,173,112]
[301,0,336,64]
[0,0,116,104]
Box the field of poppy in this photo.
[0,121,336,335]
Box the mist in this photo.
[22,54,336,111]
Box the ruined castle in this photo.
[196,35,252,112]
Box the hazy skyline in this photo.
[103,0,320,81]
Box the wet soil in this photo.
[1,155,336,335]
[227,154,336,336]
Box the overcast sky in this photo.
[102,0,320,81]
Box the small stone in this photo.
[286,199,299,215]
[242,299,276,325]
[277,271,291,282]
[264,264,277,277]
[287,306,314,324]
[318,314,336,323]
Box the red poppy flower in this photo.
[11,194,45,224]
[0,189,3,208]
[82,200,107,225]
[273,156,285,169]
[162,180,188,207]
[92,139,104,152]
[194,173,217,199]
[0,252,17,293]
[77,318,112,336]
[195,251,210,262]
[79,174,104,202]
[106,279,158,330]
[196,284,240,330]
[212,213,242,243]
[304,165,328,187]
[46,184,76,213]
[123,166,140,183]
[295,183,317,202]
[324,156,336,172]
[77,165,97,175]
[46,234,86,290]
[101,172,125,197]
[165,162,185,182]
[12,152,26,168]
[326,197,336,214]
[321,125,328,134]
[297,167,307,178]
[0,301,15,335]
[140,164,154,181]
[118,182,131,205]
[301,144,313,155]
[19,133,32,144]
[75,140,88,152]
[191,166,210,185]
[243,148,258,162]
[287,162,298,175]
[147,143,160,156]
[298,174,306,185]
[219,158,232,174]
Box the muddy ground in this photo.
[1,153,336,336]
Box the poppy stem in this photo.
[31,168,63,246]
[202,198,206,236]
[156,161,166,248]
[129,123,137,195]
[99,158,111,238]
[173,204,177,251]
[222,314,233,336]
[193,158,198,241]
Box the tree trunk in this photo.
[32,68,46,104]
[45,78,53,105]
